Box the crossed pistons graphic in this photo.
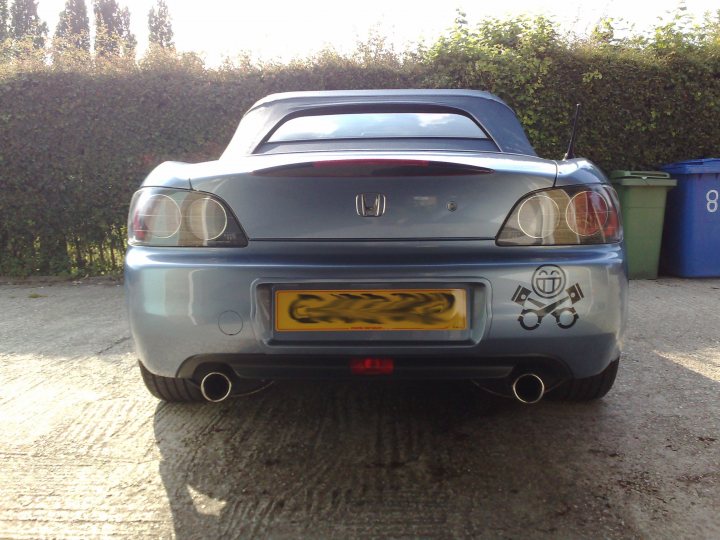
[511,265,584,330]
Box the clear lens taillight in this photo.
[128,188,248,247]
[187,197,228,241]
[131,192,181,242]
[497,185,622,246]
[516,194,560,239]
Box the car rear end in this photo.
[125,90,627,403]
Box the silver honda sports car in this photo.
[125,89,627,404]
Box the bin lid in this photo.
[660,158,720,175]
[609,170,677,187]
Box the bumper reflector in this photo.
[350,358,395,375]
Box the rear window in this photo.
[267,112,488,142]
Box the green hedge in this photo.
[1,15,719,276]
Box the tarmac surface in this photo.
[0,278,718,539]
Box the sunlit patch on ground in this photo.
[657,347,720,382]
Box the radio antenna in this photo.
[563,103,581,160]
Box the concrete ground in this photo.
[0,278,718,539]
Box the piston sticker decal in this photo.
[511,265,584,330]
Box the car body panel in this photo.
[555,158,607,186]
[142,161,193,190]
[125,241,626,380]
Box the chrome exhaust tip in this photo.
[511,373,545,404]
[200,371,233,402]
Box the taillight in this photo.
[131,193,181,242]
[128,187,248,247]
[566,191,611,236]
[497,185,622,246]
[312,159,429,168]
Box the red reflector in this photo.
[350,357,395,375]
[312,159,429,168]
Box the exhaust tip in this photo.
[512,373,545,404]
[200,371,232,402]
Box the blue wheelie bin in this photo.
[660,158,720,277]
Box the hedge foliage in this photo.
[1,12,719,276]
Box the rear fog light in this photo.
[350,358,395,375]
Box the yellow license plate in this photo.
[275,288,467,332]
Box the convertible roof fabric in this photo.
[224,89,537,157]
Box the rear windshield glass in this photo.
[267,112,488,142]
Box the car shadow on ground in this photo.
[154,379,518,538]
[150,349,719,540]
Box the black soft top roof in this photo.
[223,89,536,157]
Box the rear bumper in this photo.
[125,240,627,381]
[178,353,557,379]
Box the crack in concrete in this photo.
[96,336,131,356]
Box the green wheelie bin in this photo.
[610,171,677,279]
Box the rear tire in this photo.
[549,359,619,401]
[139,362,204,402]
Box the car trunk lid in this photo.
[189,152,557,240]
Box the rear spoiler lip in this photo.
[251,159,495,177]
